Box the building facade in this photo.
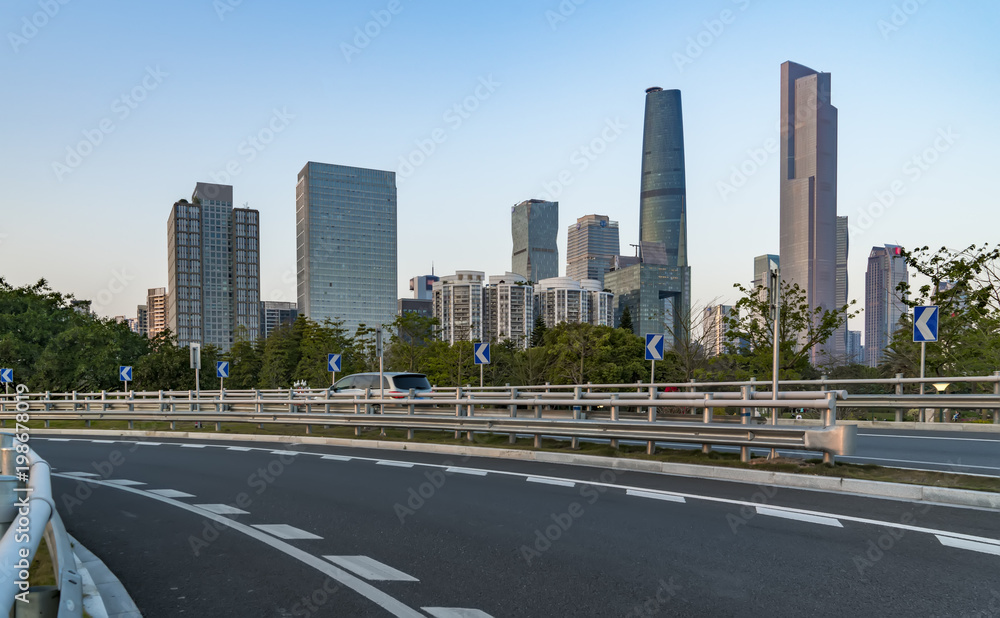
[833,215,849,362]
[703,304,734,357]
[605,262,690,348]
[146,287,168,340]
[260,301,299,340]
[779,61,839,362]
[136,304,148,337]
[409,274,440,301]
[847,329,864,365]
[640,88,687,270]
[432,271,484,344]
[483,273,534,349]
[865,245,908,367]
[566,215,620,286]
[511,199,558,283]
[752,254,780,290]
[296,162,397,335]
[398,298,433,318]
[167,183,260,350]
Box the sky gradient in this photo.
[2,0,998,338]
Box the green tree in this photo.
[386,312,439,373]
[530,315,547,348]
[223,326,263,389]
[619,305,634,334]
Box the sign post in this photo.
[190,342,202,396]
[645,334,664,382]
[913,305,939,423]
[474,343,491,387]
[328,353,341,386]
[375,328,384,402]
[0,368,12,395]
[216,361,230,392]
[119,365,133,393]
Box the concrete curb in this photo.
[69,534,142,618]
[37,428,1000,511]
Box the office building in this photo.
[167,183,260,350]
[511,199,558,282]
[779,61,839,362]
[136,305,148,337]
[483,273,534,349]
[296,162,397,335]
[703,304,734,357]
[146,287,168,340]
[398,298,433,318]
[260,301,299,340]
[640,87,688,269]
[432,271,484,344]
[409,274,440,301]
[752,254,780,291]
[833,215,849,362]
[865,245,908,367]
[847,330,864,365]
[566,215,620,286]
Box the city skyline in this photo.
[2,1,996,343]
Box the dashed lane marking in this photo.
[756,506,843,528]
[148,489,195,498]
[526,476,575,488]
[252,524,322,540]
[626,489,686,503]
[323,556,419,582]
[196,504,250,515]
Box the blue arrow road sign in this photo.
[474,342,491,365]
[645,334,664,361]
[913,306,939,342]
[328,353,341,372]
[119,366,132,382]
[0,368,12,383]
[217,361,230,378]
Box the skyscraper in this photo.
[779,61,838,361]
[432,271,484,344]
[296,162,397,335]
[639,87,687,268]
[260,301,299,340]
[702,304,734,356]
[136,304,148,337]
[865,245,908,367]
[566,214,620,285]
[833,215,849,361]
[483,273,534,350]
[752,254,780,290]
[511,199,558,282]
[146,287,168,339]
[167,183,260,350]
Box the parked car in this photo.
[328,372,432,399]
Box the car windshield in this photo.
[392,374,431,390]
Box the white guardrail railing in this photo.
[1,432,83,617]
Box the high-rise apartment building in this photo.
[432,271,485,344]
[260,301,300,340]
[167,183,260,350]
[702,304,734,357]
[296,162,397,335]
[511,199,558,283]
[779,61,838,362]
[483,273,534,350]
[865,245,908,367]
[566,215,620,286]
[146,287,168,339]
[847,330,864,365]
[534,277,607,329]
[833,215,849,362]
[136,304,148,337]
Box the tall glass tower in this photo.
[511,199,558,283]
[639,87,687,268]
[296,162,397,335]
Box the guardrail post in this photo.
[610,394,619,450]
[128,390,134,429]
[740,384,753,462]
[573,386,582,450]
[647,385,657,455]
[71,390,78,412]
[217,388,225,432]
[895,373,904,422]
[407,388,415,440]
[508,387,518,445]
[455,386,463,440]
[534,396,542,449]
[688,379,697,414]
[823,391,837,465]
[702,393,713,454]
[354,393,361,437]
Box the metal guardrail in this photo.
[0,433,83,617]
[0,390,854,464]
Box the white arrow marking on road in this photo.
[647,335,663,360]
[915,307,936,340]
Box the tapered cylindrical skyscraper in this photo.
[639,87,687,268]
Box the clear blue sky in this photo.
[2,0,998,338]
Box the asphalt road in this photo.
[34,435,1000,617]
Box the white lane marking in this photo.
[181,444,206,448]
[423,609,494,618]
[756,506,843,528]
[271,450,300,456]
[842,456,1000,472]
[446,467,487,476]
[196,504,250,515]
[104,479,146,486]
[377,461,414,468]
[90,440,115,444]
[134,442,163,446]
[46,438,71,442]
[859,433,1000,443]
[252,524,322,540]
[228,446,252,451]
[54,475,425,617]
[62,472,100,478]
[323,556,419,582]
[936,535,1000,556]
[626,489,686,503]
[322,455,353,461]
[148,489,195,498]
[526,476,575,488]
